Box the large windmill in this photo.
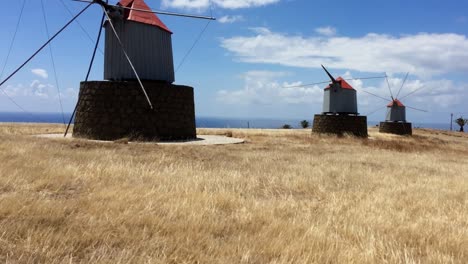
[0,0,215,141]
[377,73,427,135]
[312,65,368,137]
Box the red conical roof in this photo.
[118,0,172,33]
[324,77,355,90]
[387,99,405,107]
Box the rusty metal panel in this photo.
[104,20,175,83]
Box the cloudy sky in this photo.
[1,0,467,124]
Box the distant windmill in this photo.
[0,0,215,141]
[312,65,369,137]
[373,73,427,135]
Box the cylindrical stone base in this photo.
[312,114,368,137]
[73,81,196,141]
[379,122,412,135]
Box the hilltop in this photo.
[0,124,467,263]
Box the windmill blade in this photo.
[399,86,425,100]
[72,0,216,20]
[102,6,153,109]
[0,2,93,88]
[406,105,428,112]
[280,76,386,89]
[395,72,409,99]
[348,76,386,81]
[321,65,337,83]
[365,105,388,116]
[359,89,392,102]
[385,73,394,100]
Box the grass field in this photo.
[0,123,467,263]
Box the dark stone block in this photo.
[379,122,412,135]
[73,81,196,141]
[312,114,368,137]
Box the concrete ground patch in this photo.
[35,134,244,146]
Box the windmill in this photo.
[376,73,427,135]
[312,65,368,137]
[0,0,215,141]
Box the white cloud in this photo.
[342,73,467,112]
[216,70,468,121]
[220,28,468,77]
[1,84,23,97]
[0,80,54,99]
[161,0,280,10]
[315,26,336,37]
[31,68,48,79]
[217,70,323,105]
[28,80,52,98]
[218,15,244,23]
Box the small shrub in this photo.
[300,120,310,128]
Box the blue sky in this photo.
[1,0,468,124]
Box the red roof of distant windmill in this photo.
[118,0,172,33]
[387,99,405,107]
[324,77,355,90]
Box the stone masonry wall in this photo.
[379,122,412,135]
[312,114,368,137]
[73,81,196,141]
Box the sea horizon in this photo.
[0,111,453,131]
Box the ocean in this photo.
[0,112,451,130]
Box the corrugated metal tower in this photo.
[104,0,175,83]
[386,99,406,122]
[312,65,367,137]
[379,97,412,135]
[322,76,358,114]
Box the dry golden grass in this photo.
[0,124,467,263]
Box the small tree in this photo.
[281,124,292,129]
[455,117,468,132]
[300,120,310,128]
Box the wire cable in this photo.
[41,0,66,125]
[0,0,35,117]
[64,11,106,137]
[0,0,27,79]
[0,2,93,89]
[175,20,212,73]
[281,76,386,89]
[58,0,104,55]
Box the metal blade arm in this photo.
[118,5,216,20]
[72,0,216,20]
[399,86,425,100]
[385,73,394,100]
[359,90,392,102]
[321,64,337,83]
[406,105,428,112]
[395,72,409,99]
[102,6,153,109]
